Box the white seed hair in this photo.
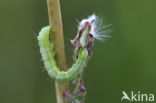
[79,14,112,41]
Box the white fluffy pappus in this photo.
[78,14,112,41]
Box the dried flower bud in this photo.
[72,78,78,87]
[79,87,86,94]
[80,100,84,103]
[63,91,72,101]
[71,14,111,60]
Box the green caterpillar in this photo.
[38,26,88,82]
[38,14,110,82]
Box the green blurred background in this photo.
[0,0,156,103]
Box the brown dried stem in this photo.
[47,0,69,103]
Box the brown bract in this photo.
[71,21,94,61]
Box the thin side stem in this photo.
[47,0,69,103]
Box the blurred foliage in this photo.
[0,0,156,103]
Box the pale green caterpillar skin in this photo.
[38,26,88,82]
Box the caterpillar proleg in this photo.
[38,26,88,82]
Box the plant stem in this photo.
[47,0,69,103]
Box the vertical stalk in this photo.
[47,0,69,103]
